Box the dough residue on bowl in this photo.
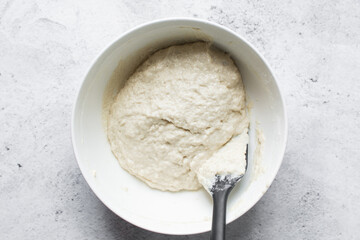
[107,42,249,191]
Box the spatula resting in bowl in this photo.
[209,145,248,240]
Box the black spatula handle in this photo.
[210,188,232,240]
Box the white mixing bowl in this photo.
[72,18,287,235]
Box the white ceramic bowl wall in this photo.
[72,18,287,235]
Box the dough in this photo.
[108,42,249,191]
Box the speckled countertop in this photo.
[1,0,359,239]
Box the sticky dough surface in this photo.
[108,42,249,191]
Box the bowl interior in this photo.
[72,19,287,235]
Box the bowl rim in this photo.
[71,17,288,235]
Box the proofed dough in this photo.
[108,42,249,191]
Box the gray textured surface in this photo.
[1,0,360,239]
